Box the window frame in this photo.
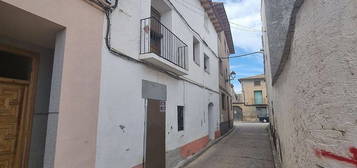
[204,54,210,73]
[221,93,226,110]
[254,80,261,86]
[177,106,184,131]
[193,37,200,66]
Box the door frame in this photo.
[208,103,214,140]
[144,98,166,168]
[0,44,39,168]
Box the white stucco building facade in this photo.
[93,0,233,167]
[262,0,357,168]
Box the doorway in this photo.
[0,46,38,168]
[208,103,214,140]
[145,99,166,168]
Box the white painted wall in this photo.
[95,0,221,167]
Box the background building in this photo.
[214,2,236,137]
[262,0,357,167]
[236,74,268,121]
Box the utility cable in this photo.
[167,0,222,57]
[221,51,263,59]
[230,25,262,32]
[229,22,262,32]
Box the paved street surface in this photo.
[185,122,275,168]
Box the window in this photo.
[219,60,223,75]
[177,106,184,131]
[193,37,200,66]
[204,54,210,73]
[225,69,228,80]
[204,14,210,33]
[227,96,229,111]
[254,90,263,104]
[221,93,226,110]
[254,80,261,86]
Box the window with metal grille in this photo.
[221,93,226,110]
[177,106,184,131]
[254,80,261,86]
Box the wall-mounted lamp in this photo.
[226,71,236,82]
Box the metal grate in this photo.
[140,17,188,69]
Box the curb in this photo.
[267,125,282,168]
[175,127,236,168]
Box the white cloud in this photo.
[217,0,262,52]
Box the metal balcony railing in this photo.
[140,17,188,69]
[248,97,268,105]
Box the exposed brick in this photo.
[180,136,209,158]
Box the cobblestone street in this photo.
[185,123,275,168]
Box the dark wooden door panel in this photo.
[145,99,165,168]
[0,82,25,168]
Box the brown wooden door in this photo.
[0,82,26,168]
[145,99,165,168]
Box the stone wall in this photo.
[263,0,357,167]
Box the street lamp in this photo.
[226,71,236,82]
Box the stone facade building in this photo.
[235,74,268,121]
[262,0,357,168]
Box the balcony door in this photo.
[254,90,263,104]
[150,7,161,56]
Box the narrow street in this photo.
[185,123,275,168]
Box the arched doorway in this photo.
[208,103,214,140]
[234,106,243,121]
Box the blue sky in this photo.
[215,0,264,93]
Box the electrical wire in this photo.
[221,51,263,59]
[167,0,221,57]
[229,22,262,32]
[175,0,205,15]
[230,25,262,32]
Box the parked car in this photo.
[259,117,269,123]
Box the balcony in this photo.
[140,17,188,75]
[248,97,268,106]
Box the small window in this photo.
[193,37,200,66]
[204,14,210,33]
[204,54,210,73]
[221,93,226,110]
[254,80,261,86]
[177,106,184,131]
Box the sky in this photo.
[215,0,264,93]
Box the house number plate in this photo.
[160,101,166,113]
